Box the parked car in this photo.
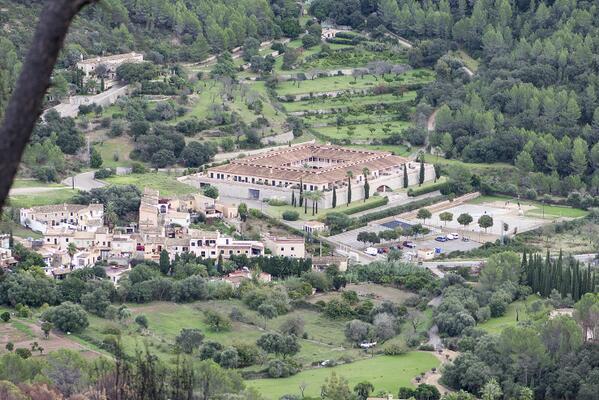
[435,236,448,242]
[461,237,470,242]
[446,233,457,240]
[450,232,460,239]
[403,241,416,248]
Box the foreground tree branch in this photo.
[0,0,98,211]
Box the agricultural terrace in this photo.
[275,70,434,97]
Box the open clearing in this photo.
[9,188,78,208]
[248,352,439,399]
[478,295,543,334]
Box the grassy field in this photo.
[248,352,439,399]
[102,172,197,196]
[94,137,136,168]
[10,180,64,189]
[478,295,542,334]
[276,70,434,96]
[284,92,417,113]
[8,189,78,208]
[77,300,366,370]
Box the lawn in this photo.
[8,188,78,208]
[478,295,543,334]
[10,179,64,189]
[94,137,136,168]
[276,70,435,96]
[284,92,417,113]
[102,172,197,196]
[248,352,439,399]
[6,223,43,239]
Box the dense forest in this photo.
[311,0,599,200]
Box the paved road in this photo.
[61,171,106,191]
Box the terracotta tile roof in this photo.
[206,144,408,185]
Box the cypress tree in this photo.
[291,190,296,207]
[520,251,528,284]
[332,186,337,208]
[364,179,370,201]
[419,159,425,186]
[403,164,408,188]
[299,179,303,207]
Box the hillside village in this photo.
[0,1,598,400]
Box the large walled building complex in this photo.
[190,144,435,208]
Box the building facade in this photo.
[189,144,435,208]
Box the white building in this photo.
[20,204,104,234]
[263,235,306,258]
[77,52,144,89]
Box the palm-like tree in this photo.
[346,170,353,206]
[67,242,77,267]
[312,190,324,214]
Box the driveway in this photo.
[61,171,106,191]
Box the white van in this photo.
[365,247,378,256]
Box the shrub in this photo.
[131,162,147,174]
[94,168,115,179]
[101,324,122,335]
[42,302,89,333]
[267,359,300,378]
[418,344,435,351]
[383,342,408,355]
[268,198,288,206]
[0,312,10,322]
[282,210,299,221]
